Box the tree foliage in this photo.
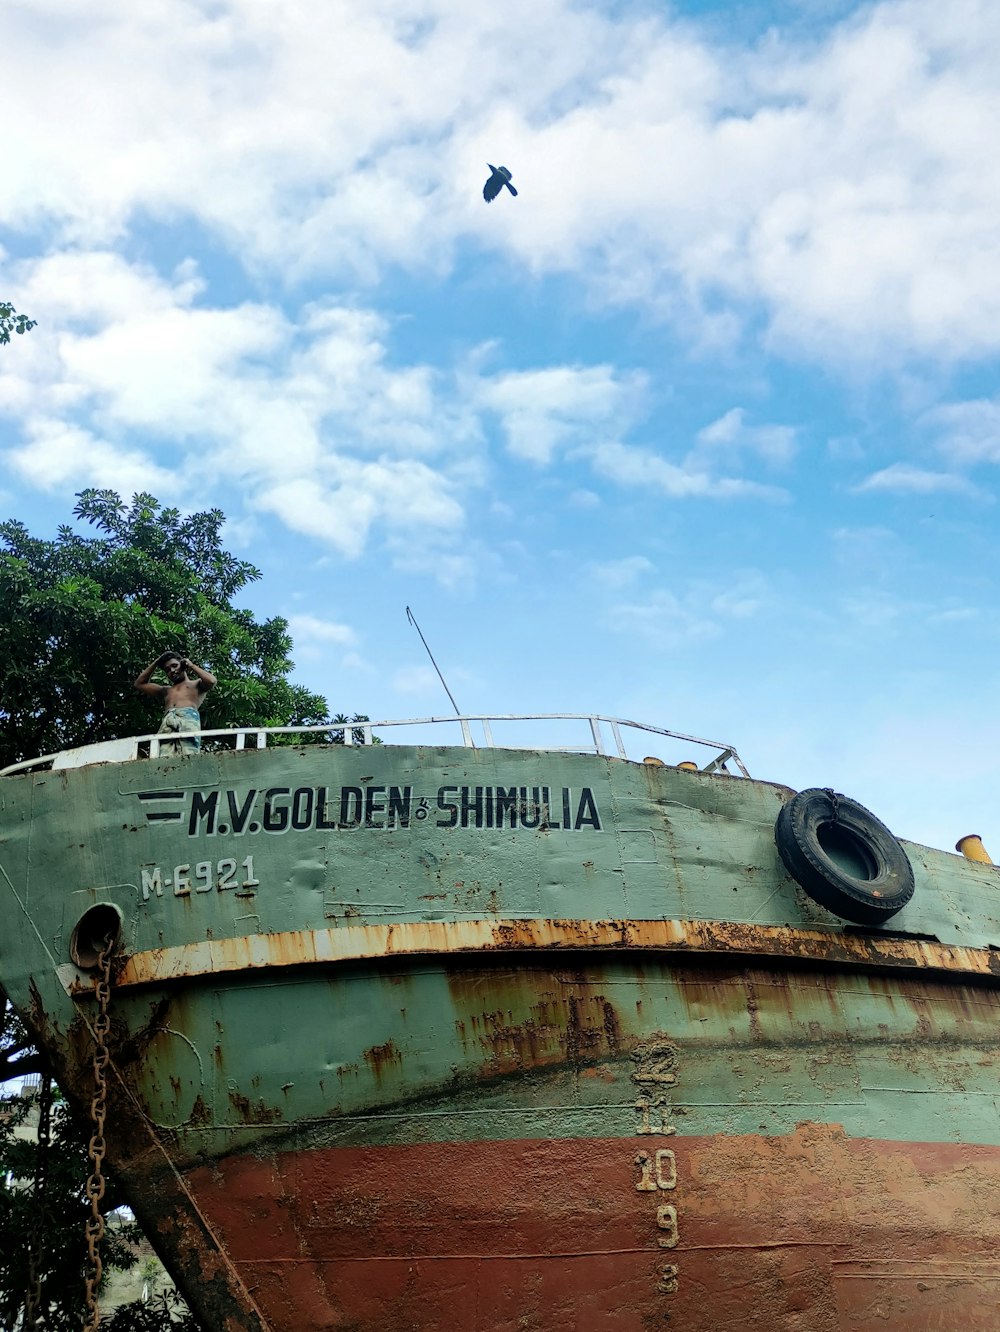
[0,1080,171,1331]
[0,489,337,770]
[106,1289,200,1331]
[0,490,366,1327]
[0,301,36,344]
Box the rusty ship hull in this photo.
[2,723,1000,1330]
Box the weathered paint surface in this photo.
[2,743,999,970]
[2,744,1000,1330]
[26,981,272,1332]
[49,956,1000,1329]
[109,915,1000,992]
[186,1132,1000,1331]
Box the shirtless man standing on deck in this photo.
[134,652,217,752]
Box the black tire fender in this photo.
[775,788,915,925]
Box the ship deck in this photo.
[0,711,749,777]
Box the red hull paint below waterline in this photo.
[186,1127,1000,1331]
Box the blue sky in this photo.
[3,0,1000,853]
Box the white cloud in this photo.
[588,440,790,502]
[924,398,1000,464]
[853,462,981,496]
[286,613,357,646]
[835,591,909,629]
[591,556,654,588]
[831,524,908,572]
[695,407,797,466]
[254,459,463,559]
[8,417,177,497]
[605,571,772,648]
[0,245,792,576]
[709,587,763,619]
[0,251,474,560]
[286,611,359,663]
[4,2,1000,364]
[478,365,644,465]
[391,663,446,694]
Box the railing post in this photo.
[590,717,606,756]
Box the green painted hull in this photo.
[2,742,999,1329]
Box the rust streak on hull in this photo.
[25,1007,274,1332]
[105,917,1000,993]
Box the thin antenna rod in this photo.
[406,606,462,717]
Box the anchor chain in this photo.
[23,1067,53,1328]
[824,788,840,824]
[83,939,114,1332]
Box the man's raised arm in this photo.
[184,658,217,693]
[134,654,169,698]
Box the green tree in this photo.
[0,489,366,1328]
[0,1079,155,1331]
[0,488,338,770]
[0,301,36,344]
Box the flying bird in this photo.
[483,164,517,203]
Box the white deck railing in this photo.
[0,714,750,779]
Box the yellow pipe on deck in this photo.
[956,834,993,865]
